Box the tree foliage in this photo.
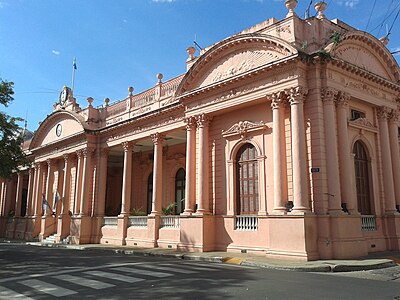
[0,79,25,179]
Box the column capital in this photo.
[151,132,165,145]
[377,106,391,120]
[63,153,70,162]
[122,141,134,152]
[389,109,400,124]
[269,91,287,109]
[46,158,55,167]
[81,147,95,158]
[184,116,197,130]
[76,149,83,158]
[196,113,212,128]
[321,87,338,104]
[336,91,351,107]
[288,86,308,105]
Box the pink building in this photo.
[1,1,400,260]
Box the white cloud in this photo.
[152,0,176,2]
[336,0,359,8]
[392,47,400,56]
[52,50,60,55]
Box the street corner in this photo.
[222,257,244,265]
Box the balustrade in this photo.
[361,215,376,231]
[235,215,258,231]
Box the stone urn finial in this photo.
[104,97,110,107]
[128,86,134,96]
[157,73,163,84]
[285,0,298,17]
[379,35,389,46]
[315,1,327,19]
[186,46,196,61]
[87,97,94,107]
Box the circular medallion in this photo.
[56,124,62,137]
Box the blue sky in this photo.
[1,0,399,131]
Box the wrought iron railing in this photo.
[235,215,258,231]
[128,216,148,227]
[160,216,180,229]
[361,215,376,231]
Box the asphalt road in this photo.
[0,242,399,299]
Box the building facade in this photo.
[1,1,400,260]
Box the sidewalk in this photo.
[2,239,397,273]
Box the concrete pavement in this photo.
[1,239,397,273]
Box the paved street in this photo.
[1,242,400,299]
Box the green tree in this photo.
[0,79,25,179]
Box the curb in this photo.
[6,240,397,273]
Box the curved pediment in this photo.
[30,110,87,149]
[176,34,298,96]
[327,31,400,82]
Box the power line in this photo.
[365,0,377,31]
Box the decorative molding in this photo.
[348,117,377,132]
[222,120,268,139]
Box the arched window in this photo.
[147,173,153,215]
[175,168,186,214]
[236,143,259,215]
[353,141,372,215]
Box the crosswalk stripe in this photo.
[0,286,34,300]
[84,271,145,283]
[20,279,77,297]
[113,267,172,278]
[149,265,196,274]
[178,264,218,272]
[54,274,115,290]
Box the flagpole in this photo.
[72,57,76,92]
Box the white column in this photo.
[14,173,24,217]
[45,159,55,215]
[288,87,310,212]
[120,142,133,217]
[321,87,342,214]
[151,133,164,215]
[389,109,400,210]
[26,167,35,216]
[34,163,44,216]
[79,148,93,216]
[96,148,109,216]
[74,151,82,215]
[336,92,356,213]
[183,117,196,215]
[377,106,397,214]
[0,180,6,216]
[271,92,288,212]
[61,154,72,216]
[196,113,211,215]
